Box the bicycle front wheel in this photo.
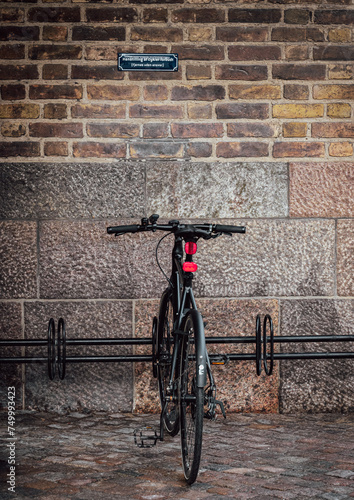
[179,310,204,485]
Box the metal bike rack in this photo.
[1,315,354,380]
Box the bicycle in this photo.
[107,214,246,484]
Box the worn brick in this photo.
[0,64,38,80]
[314,10,354,25]
[143,123,168,139]
[143,85,168,101]
[328,28,351,43]
[172,8,225,23]
[312,122,354,138]
[44,141,68,156]
[186,65,211,80]
[87,123,139,138]
[0,141,40,157]
[272,27,324,42]
[283,84,309,100]
[327,103,351,118]
[128,70,182,81]
[73,142,126,158]
[314,46,354,61]
[42,64,68,80]
[216,65,267,81]
[229,84,281,100]
[289,162,354,218]
[171,44,224,60]
[71,65,123,81]
[71,104,126,119]
[273,141,325,158]
[86,8,138,23]
[273,104,324,119]
[30,85,82,100]
[284,9,312,24]
[284,45,309,61]
[29,122,83,138]
[0,44,25,60]
[187,103,212,119]
[43,103,67,120]
[0,7,24,23]
[86,46,135,61]
[273,64,326,80]
[130,104,183,119]
[171,123,223,138]
[188,27,212,42]
[87,85,139,101]
[43,26,68,42]
[1,123,26,137]
[216,103,268,120]
[27,7,80,23]
[130,142,184,159]
[283,122,307,138]
[0,103,39,119]
[29,44,82,60]
[142,45,167,54]
[329,142,353,157]
[216,27,268,42]
[172,85,224,101]
[0,27,39,42]
[72,26,125,41]
[131,27,182,42]
[186,142,212,158]
[313,84,354,100]
[216,142,269,158]
[1,84,26,100]
[229,9,281,23]
[228,45,281,61]
[328,64,354,80]
[337,220,354,296]
[227,123,276,138]
[143,8,167,23]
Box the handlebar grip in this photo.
[214,225,246,234]
[107,224,141,235]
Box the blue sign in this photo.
[118,53,178,72]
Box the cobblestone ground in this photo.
[1,411,354,499]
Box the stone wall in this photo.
[0,0,353,414]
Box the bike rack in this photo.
[1,315,354,380]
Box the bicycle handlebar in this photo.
[107,217,246,238]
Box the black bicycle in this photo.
[107,214,246,484]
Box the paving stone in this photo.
[23,301,134,412]
[146,161,288,218]
[289,162,354,218]
[279,299,354,413]
[0,221,37,299]
[0,162,145,219]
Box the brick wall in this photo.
[0,0,353,414]
[1,0,354,161]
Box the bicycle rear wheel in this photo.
[179,310,204,484]
[157,291,179,436]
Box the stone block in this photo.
[146,161,288,219]
[0,302,23,409]
[39,220,169,299]
[24,301,134,412]
[0,163,145,219]
[134,298,279,413]
[337,220,354,297]
[0,222,37,299]
[289,162,354,217]
[279,299,354,413]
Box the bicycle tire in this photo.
[157,290,179,436]
[179,310,204,485]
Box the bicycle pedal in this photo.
[210,354,229,366]
[134,426,160,448]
